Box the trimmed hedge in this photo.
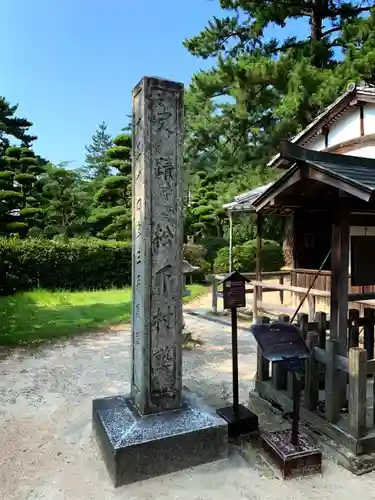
[0,238,213,295]
[214,239,284,273]
[0,238,132,295]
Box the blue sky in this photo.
[1,0,307,167]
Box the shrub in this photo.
[199,236,227,263]
[214,239,284,273]
[213,246,230,273]
[0,237,132,295]
[0,237,215,295]
[183,242,210,282]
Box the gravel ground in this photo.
[2,295,375,499]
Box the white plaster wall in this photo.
[344,145,375,158]
[364,104,375,135]
[304,104,375,154]
[328,108,360,147]
[305,135,325,151]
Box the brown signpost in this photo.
[217,271,259,438]
[223,278,246,310]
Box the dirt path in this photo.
[2,296,375,499]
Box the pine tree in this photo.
[40,164,90,238]
[0,146,46,236]
[84,121,113,180]
[183,0,375,172]
[89,132,132,240]
[0,97,37,154]
[184,1,375,266]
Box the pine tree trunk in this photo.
[310,1,323,41]
[283,215,294,268]
[310,0,325,66]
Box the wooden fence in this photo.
[257,309,375,452]
[209,269,375,318]
[209,270,375,451]
[210,270,291,315]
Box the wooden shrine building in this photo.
[224,82,375,296]
[248,140,375,455]
[222,83,375,455]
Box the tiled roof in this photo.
[223,182,274,212]
[308,159,375,192]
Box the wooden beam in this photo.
[255,168,302,211]
[305,333,320,410]
[324,133,375,155]
[255,213,268,382]
[360,106,365,136]
[348,347,367,438]
[313,346,349,372]
[326,200,350,413]
[250,279,330,297]
[307,167,372,202]
[348,292,375,302]
[253,213,263,320]
[325,339,341,423]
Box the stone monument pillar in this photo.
[92,77,228,488]
[131,77,183,415]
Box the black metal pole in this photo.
[231,307,239,412]
[291,373,301,446]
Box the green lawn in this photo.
[0,284,208,346]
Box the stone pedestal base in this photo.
[260,429,322,478]
[92,389,228,487]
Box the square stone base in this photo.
[217,404,259,438]
[260,429,322,478]
[92,389,228,487]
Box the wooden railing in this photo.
[257,309,375,446]
[209,269,375,317]
[209,270,290,314]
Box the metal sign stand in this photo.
[250,322,322,478]
[216,272,259,438]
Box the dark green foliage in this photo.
[83,121,113,180]
[183,242,211,281]
[0,146,46,236]
[183,1,375,198]
[0,238,132,295]
[90,132,132,240]
[184,170,228,258]
[40,165,90,238]
[0,238,213,296]
[214,239,283,273]
[0,97,37,153]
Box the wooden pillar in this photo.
[228,211,233,273]
[326,199,349,418]
[348,347,367,438]
[253,213,263,320]
[255,212,265,381]
[305,331,320,410]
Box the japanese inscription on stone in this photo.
[131,77,184,415]
[131,81,145,397]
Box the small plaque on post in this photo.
[220,271,247,310]
[217,271,258,438]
